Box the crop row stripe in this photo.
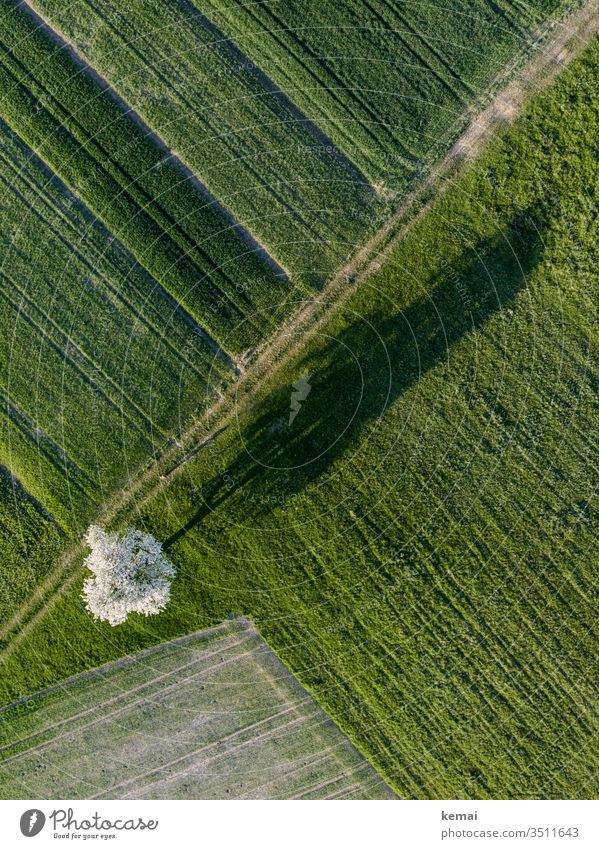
[0,68,248,357]
[0,142,219,379]
[365,0,471,98]
[27,0,290,279]
[0,269,165,440]
[0,383,95,500]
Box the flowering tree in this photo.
[82,525,176,626]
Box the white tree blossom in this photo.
[82,525,176,626]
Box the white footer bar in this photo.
[0,799,596,849]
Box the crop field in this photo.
[1,37,595,800]
[0,466,61,622]
[22,0,382,282]
[24,0,572,277]
[0,0,288,352]
[200,0,573,189]
[0,113,234,532]
[0,618,395,799]
[0,0,579,620]
[0,0,596,804]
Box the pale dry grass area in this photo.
[0,619,395,799]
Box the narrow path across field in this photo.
[1,0,596,658]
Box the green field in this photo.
[0,466,61,621]
[0,619,396,799]
[0,0,288,351]
[0,0,578,618]
[1,38,595,799]
[0,113,233,529]
[201,0,573,187]
[26,0,573,278]
[25,0,382,282]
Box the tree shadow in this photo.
[165,208,546,547]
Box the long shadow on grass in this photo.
[165,208,546,546]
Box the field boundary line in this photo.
[0,617,253,713]
[0,0,596,665]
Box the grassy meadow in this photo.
[1,42,596,798]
